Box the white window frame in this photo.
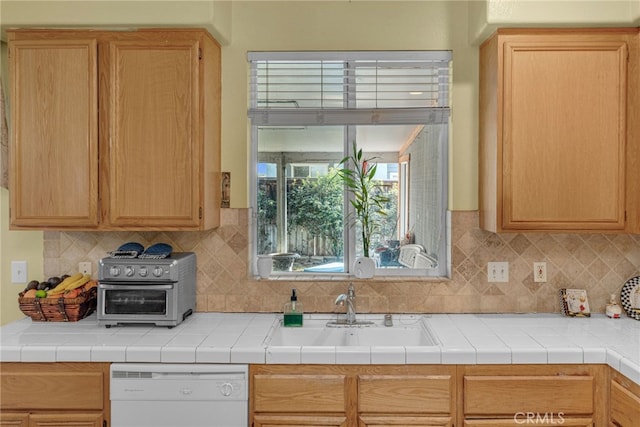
[249,51,451,278]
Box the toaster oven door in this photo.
[98,283,176,320]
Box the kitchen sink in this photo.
[265,315,438,347]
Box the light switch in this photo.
[11,261,28,284]
[487,261,509,283]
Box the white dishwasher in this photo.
[110,363,248,427]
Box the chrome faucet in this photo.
[335,283,357,324]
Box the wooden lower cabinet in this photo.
[251,364,630,427]
[610,370,640,427]
[0,363,109,427]
[460,365,606,427]
[0,413,28,427]
[253,414,348,427]
[250,365,455,427]
[358,372,454,427]
[463,419,593,427]
[0,413,103,427]
[359,415,452,426]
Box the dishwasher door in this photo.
[110,363,248,427]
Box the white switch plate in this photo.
[79,262,92,276]
[11,261,28,284]
[487,262,509,283]
[533,262,547,282]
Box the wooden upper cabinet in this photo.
[104,39,201,227]
[9,39,99,228]
[479,28,640,233]
[7,29,221,230]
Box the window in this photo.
[249,51,451,277]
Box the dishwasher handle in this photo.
[149,372,246,381]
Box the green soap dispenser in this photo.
[283,288,303,327]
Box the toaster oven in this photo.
[97,252,196,328]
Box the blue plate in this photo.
[108,242,144,258]
[139,243,173,259]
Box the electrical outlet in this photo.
[11,261,28,284]
[533,262,547,283]
[487,262,509,283]
[79,262,92,276]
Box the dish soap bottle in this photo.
[605,294,621,319]
[283,288,303,327]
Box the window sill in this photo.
[254,273,450,282]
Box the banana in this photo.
[47,273,83,295]
[65,274,92,291]
[48,273,90,295]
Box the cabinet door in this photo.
[359,416,452,427]
[464,418,593,426]
[253,373,347,413]
[464,375,594,416]
[502,36,628,231]
[611,379,640,427]
[358,374,452,415]
[253,415,348,427]
[105,38,201,227]
[479,30,639,233]
[28,413,103,427]
[0,364,105,411]
[9,39,99,228]
[0,413,103,427]
[0,413,28,427]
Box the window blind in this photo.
[248,51,451,126]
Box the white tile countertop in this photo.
[1,313,638,385]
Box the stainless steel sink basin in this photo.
[265,315,438,347]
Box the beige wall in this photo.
[1,1,639,324]
[0,36,42,325]
[0,41,42,325]
[224,0,477,209]
[0,1,232,43]
[1,189,43,325]
[469,0,640,42]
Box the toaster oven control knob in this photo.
[153,266,164,277]
[125,266,135,277]
[109,266,121,277]
[138,267,148,277]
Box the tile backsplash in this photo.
[43,210,640,314]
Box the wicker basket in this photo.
[18,287,97,322]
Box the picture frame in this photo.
[560,288,591,317]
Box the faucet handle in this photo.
[347,283,355,297]
[384,314,393,327]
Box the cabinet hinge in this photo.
[103,420,107,427]
[198,48,202,60]
[199,207,203,219]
